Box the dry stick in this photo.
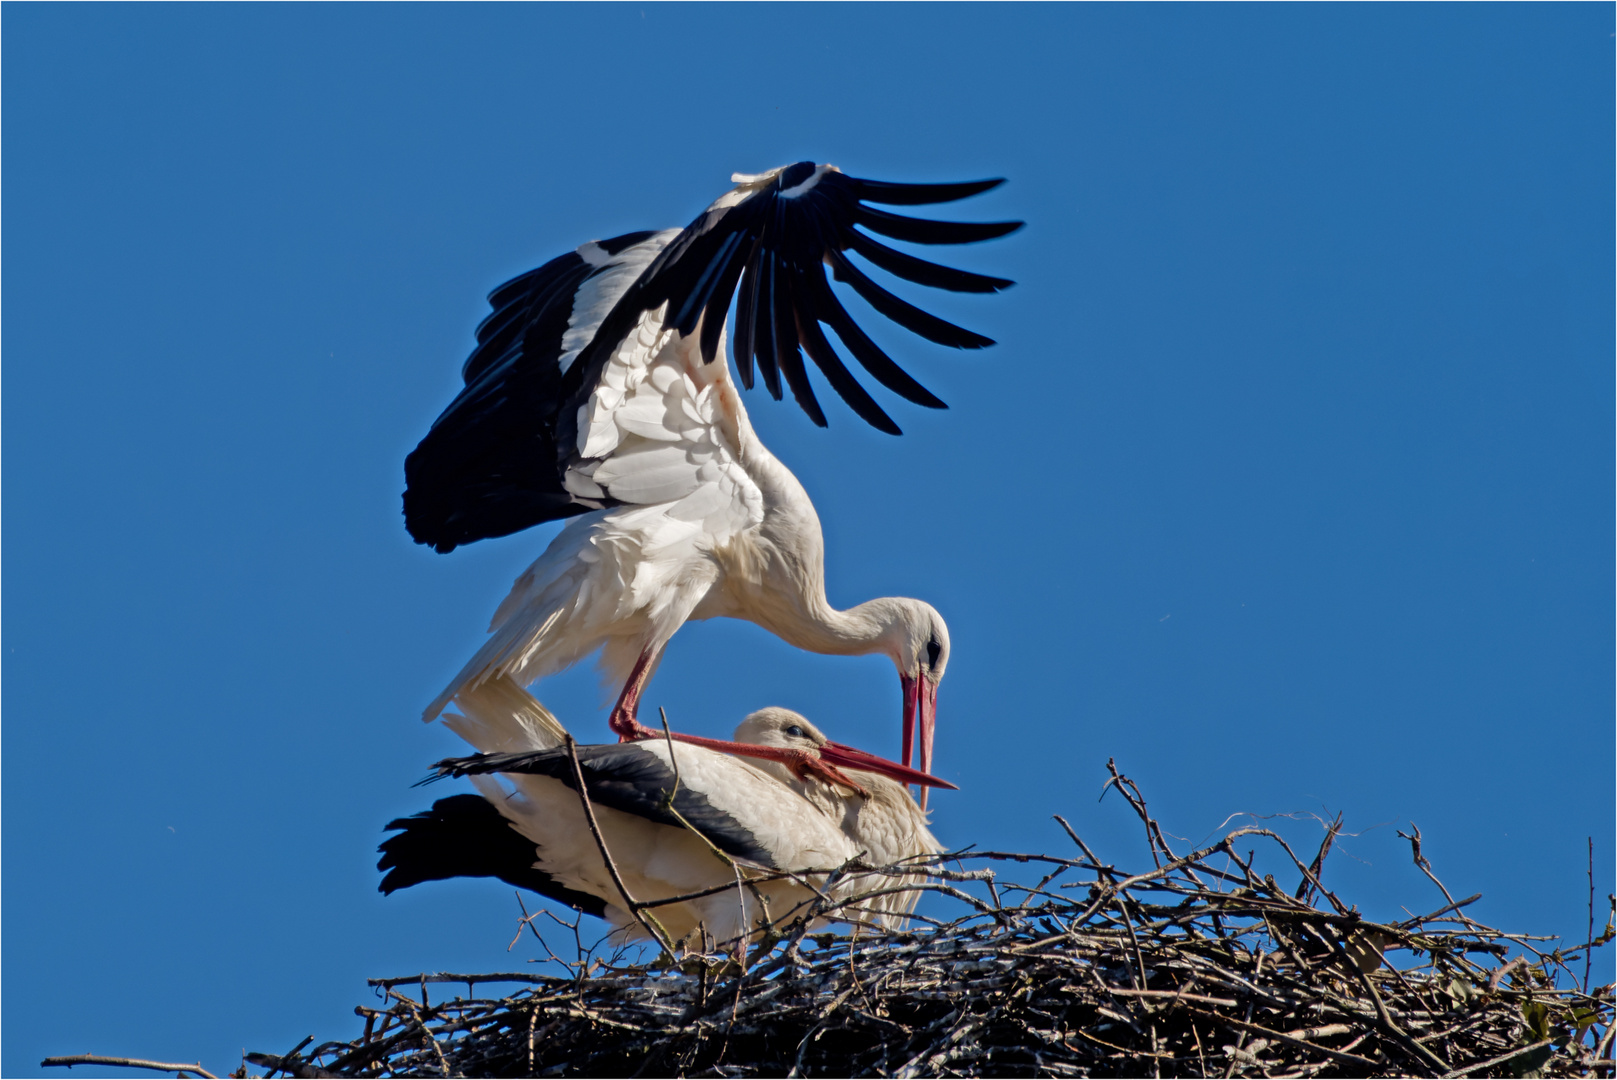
[1486,955,1532,994]
[510,894,575,969]
[1231,826,1355,918]
[1439,1036,1557,1079]
[241,1051,341,1079]
[1101,758,1170,864]
[1325,929,1453,1076]
[1586,836,1596,995]
[564,733,677,955]
[526,1005,538,1077]
[1179,1006,1381,1072]
[41,1056,219,1079]
[1053,814,1107,871]
[657,707,768,950]
[381,989,453,1078]
[1399,822,1462,914]
[1296,812,1343,904]
[1398,893,1484,929]
[368,972,557,989]
[1594,1018,1616,1062]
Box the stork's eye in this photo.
[785,725,806,738]
[925,637,942,669]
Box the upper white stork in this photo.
[405,162,1019,789]
[379,678,946,944]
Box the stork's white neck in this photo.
[701,341,919,672]
[776,594,909,660]
[720,448,913,664]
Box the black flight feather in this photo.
[794,274,902,435]
[771,260,826,426]
[849,177,1005,205]
[806,270,947,409]
[845,228,1014,294]
[827,248,996,350]
[404,246,611,552]
[700,233,754,365]
[732,237,764,389]
[753,254,784,400]
[852,204,1024,246]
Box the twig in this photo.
[1295,812,1342,904]
[1399,822,1460,912]
[242,1051,341,1079]
[563,733,676,955]
[1439,1037,1555,1078]
[367,972,560,989]
[41,1056,218,1079]
[1587,836,1596,995]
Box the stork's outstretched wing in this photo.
[404,163,1020,552]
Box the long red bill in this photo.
[821,740,957,790]
[660,730,956,791]
[917,678,938,780]
[915,677,939,810]
[900,674,920,769]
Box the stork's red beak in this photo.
[901,674,919,769]
[900,673,941,808]
[662,730,956,793]
[820,740,957,790]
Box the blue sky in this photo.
[4,5,1611,1075]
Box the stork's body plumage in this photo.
[406,163,1018,783]
[380,680,941,944]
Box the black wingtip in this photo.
[827,248,998,351]
[851,177,1007,206]
[854,206,1024,247]
[845,230,1016,294]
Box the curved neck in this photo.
[718,384,907,667]
[767,594,903,663]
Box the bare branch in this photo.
[41,1056,218,1079]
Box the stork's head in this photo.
[734,705,832,750]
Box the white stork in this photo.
[379,678,946,944]
[405,162,1019,791]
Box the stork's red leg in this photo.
[607,649,660,743]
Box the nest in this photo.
[55,764,1616,1079]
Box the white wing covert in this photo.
[567,311,764,546]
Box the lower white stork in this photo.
[405,163,1019,792]
[379,679,945,944]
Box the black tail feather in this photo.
[377,794,607,918]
